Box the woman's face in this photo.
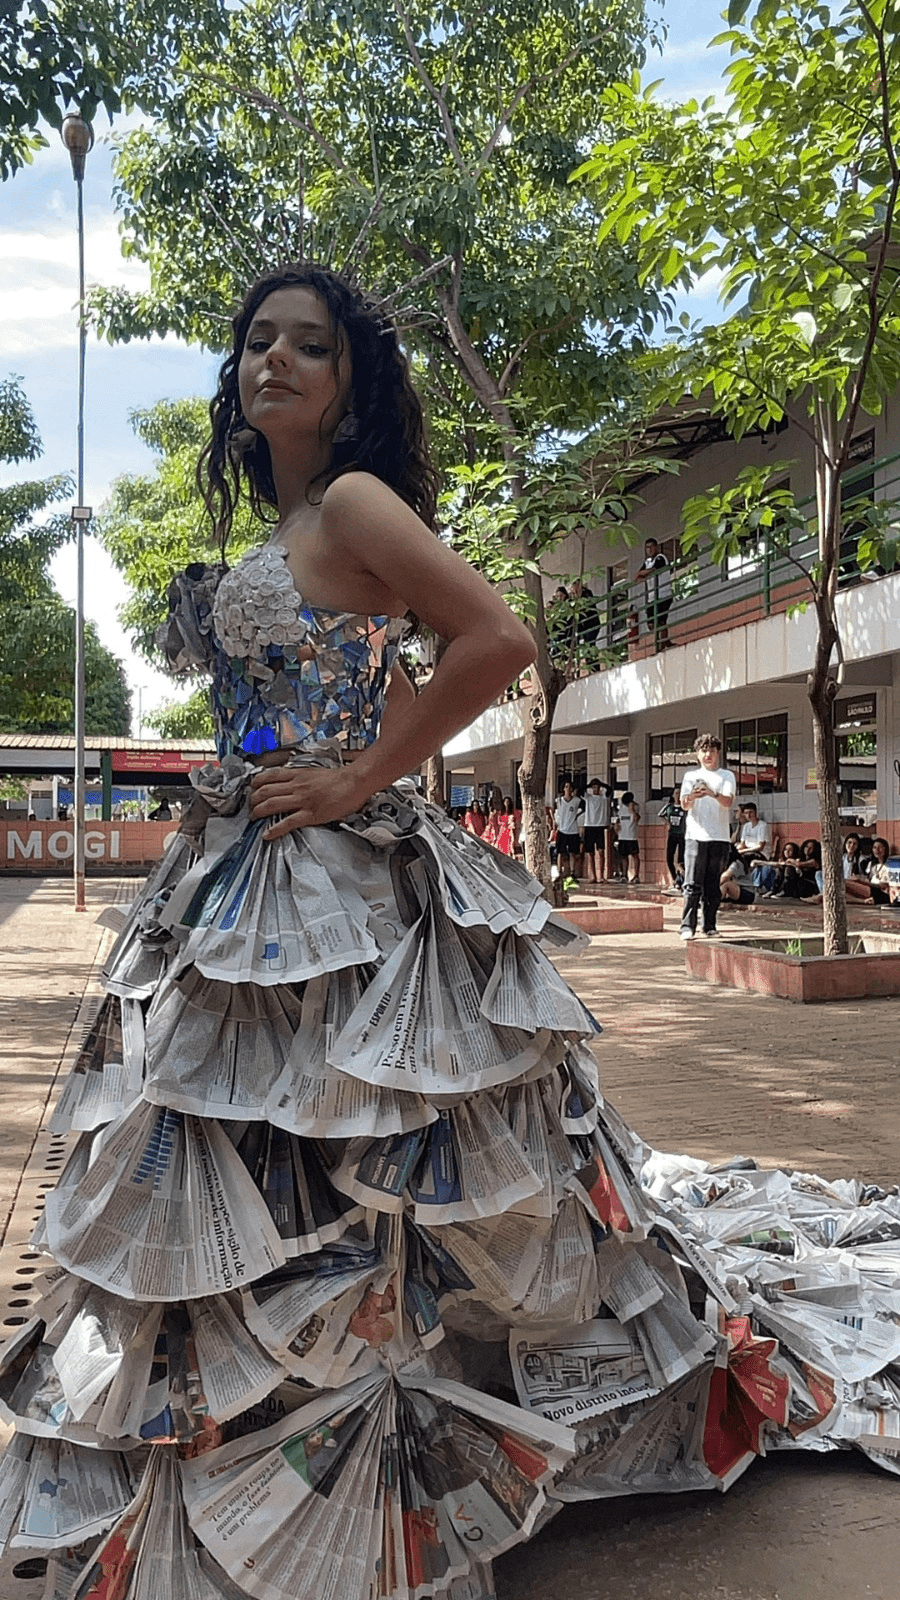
[785,844,797,859]
[874,839,888,861]
[237,285,352,446]
[844,835,858,856]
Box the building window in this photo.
[648,728,698,800]
[554,748,587,793]
[834,694,877,825]
[723,713,788,793]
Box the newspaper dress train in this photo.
[3,543,900,1599]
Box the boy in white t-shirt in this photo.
[679,733,736,940]
[582,778,612,883]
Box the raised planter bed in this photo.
[562,900,664,935]
[686,931,900,1002]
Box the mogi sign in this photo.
[7,828,123,862]
[1,822,178,869]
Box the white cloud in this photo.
[0,215,152,355]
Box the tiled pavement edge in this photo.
[0,876,133,1600]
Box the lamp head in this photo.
[61,114,94,181]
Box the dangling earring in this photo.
[333,412,359,445]
[227,424,258,466]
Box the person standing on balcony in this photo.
[570,578,601,671]
[634,537,672,649]
[679,733,736,940]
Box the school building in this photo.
[443,399,900,880]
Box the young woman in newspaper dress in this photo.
[3,266,899,1600]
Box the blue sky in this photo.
[0,0,731,727]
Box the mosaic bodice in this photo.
[158,544,406,759]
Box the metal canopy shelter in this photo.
[0,735,216,819]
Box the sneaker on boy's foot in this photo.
[679,928,694,941]
[704,928,719,938]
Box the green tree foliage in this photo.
[0,377,129,734]
[577,0,900,951]
[97,397,257,657]
[90,0,664,882]
[1,0,228,181]
[146,688,215,740]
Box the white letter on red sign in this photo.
[6,830,42,861]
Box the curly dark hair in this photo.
[198,262,438,557]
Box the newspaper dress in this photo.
[2,544,900,1600]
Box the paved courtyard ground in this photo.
[0,876,896,1599]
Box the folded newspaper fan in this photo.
[0,1283,287,1447]
[143,967,303,1119]
[37,1103,286,1301]
[180,1370,575,1600]
[50,993,145,1135]
[68,1448,248,1600]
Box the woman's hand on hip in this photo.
[249,762,370,839]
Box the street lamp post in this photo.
[61,113,93,913]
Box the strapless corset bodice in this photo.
[158,544,406,758]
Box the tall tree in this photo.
[576,0,900,952]
[0,377,130,734]
[90,0,666,883]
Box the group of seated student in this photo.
[719,818,897,908]
[842,832,896,904]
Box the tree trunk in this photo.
[423,750,445,807]
[422,637,448,806]
[809,674,847,955]
[518,568,566,892]
[809,439,848,956]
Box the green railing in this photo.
[552,449,900,671]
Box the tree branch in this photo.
[392,0,469,177]
[497,314,576,396]
[770,201,871,288]
[836,2,900,474]
[477,30,610,173]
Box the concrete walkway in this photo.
[0,878,896,1598]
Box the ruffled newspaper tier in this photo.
[2,772,717,1598]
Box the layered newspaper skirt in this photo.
[2,752,900,1598]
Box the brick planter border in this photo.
[563,902,664,936]
[686,935,900,1002]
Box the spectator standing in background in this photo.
[464,799,486,837]
[679,733,736,941]
[658,786,686,888]
[483,794,503,848]
[582,778,613,883]
[634,537,672,649]
[495,796,521,858]
[548,586,571,667]
[554,781,584,880]
[615,790,642,884]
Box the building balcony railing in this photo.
[552,449,899,676]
